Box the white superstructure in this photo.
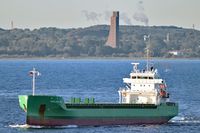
[118,63,169,105]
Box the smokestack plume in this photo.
[133,1,149,26]
[82,10,101,23]
[120,12,132,25]
[103,11,112,21]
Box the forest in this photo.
[0,25,200,58]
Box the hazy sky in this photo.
[1,0,200,30]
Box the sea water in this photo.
[0,59,200,133]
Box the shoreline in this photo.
[0,56,200,61]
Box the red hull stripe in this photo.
[27,117,170,126]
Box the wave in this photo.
[9,124,44,129]
[9,124,78,129]
[170,116,200,124]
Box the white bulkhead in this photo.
[118,63,169,105]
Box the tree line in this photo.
[0,25,200,58]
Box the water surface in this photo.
[0,59,200,132]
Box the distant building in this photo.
[11,21,14,30]
[168,50,182,56]
[164,33,170,43]
[105,11,119,48]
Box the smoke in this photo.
[81,10,101,22]
[103,10,112,21]
[103,11,133,25]
[133,12,149,26]
[133,1,149,26]
[82,10,132,25]
[137,1,144,11]
[82,1,150,26]
[120,12,132,25]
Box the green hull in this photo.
[19,95,178,126]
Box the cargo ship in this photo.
[19,63,178,126]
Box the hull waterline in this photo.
[27,117,172,126]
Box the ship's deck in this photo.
[65,103,158,109]
[65,102,177,109]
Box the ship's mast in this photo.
[147,46,149,71]
[144,35,150,71]
[29,68,40,95]
[32,68,36,95]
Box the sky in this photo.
[0,0,200,30]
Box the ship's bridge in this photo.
[122,63,165,92]
[123,70,164,84]
[130,71,158,79]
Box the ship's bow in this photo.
[18,95,28,112]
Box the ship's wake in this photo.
[9,116,200,129]
[9,124,44,129]
[9,124,78,129]
[170,116,200,124]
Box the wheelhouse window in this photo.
[131,76,154,79]
[131,76,136,79]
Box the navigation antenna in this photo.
[144,35,150,71]
[29,68,41,95]
[147,46,149,71]
[131,63,139,72]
